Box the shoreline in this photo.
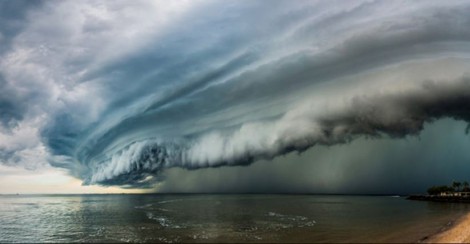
[407,195,470,203]
[422,212,470,243]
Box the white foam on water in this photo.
[134,203,152,209]
[266,211,316,228]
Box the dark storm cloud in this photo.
[77,77,470,186]
[155,118,470,194]
[2,1,470,190]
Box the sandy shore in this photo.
[424,212,470,243]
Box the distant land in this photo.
[408,180,470,203]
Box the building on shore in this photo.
[439,192,470,197]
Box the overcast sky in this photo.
[2,0,470,194]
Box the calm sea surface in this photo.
[1,194,469,243]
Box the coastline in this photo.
[423,212,470,243]
[407,195,470,203]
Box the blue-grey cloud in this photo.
[0,0,43,54]
[2,0,470,190]
[0,0,45,130]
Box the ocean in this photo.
[1,194,469,243]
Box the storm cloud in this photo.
[2,0,470,190]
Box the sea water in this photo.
[1,194,469,243]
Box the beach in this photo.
[425,212,470,243]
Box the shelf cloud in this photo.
[2,0,470,189]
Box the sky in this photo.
[1,0,470,194]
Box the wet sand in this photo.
[425,212,470,243]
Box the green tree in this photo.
[427,185,453,195]
[463,181,470,192]
[427,186,439,195]
[453,181,462,192]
